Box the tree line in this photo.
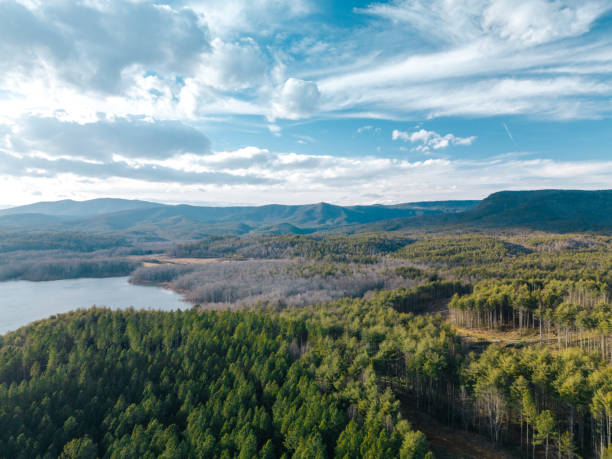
[0,258,139,282]
[448,279,612,361]
[169,234,413,263]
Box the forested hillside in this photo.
[2,278,610,458]
[457,190,612,231]
[0,308,433,459]
[0,232,157,282]
[2,218,612,457]
[367,190,612,233]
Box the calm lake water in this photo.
[0,277,192,334]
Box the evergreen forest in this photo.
[1,231,612,458]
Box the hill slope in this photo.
[0,307,435,458]
[360,189,612,233]
[458,189,612,231]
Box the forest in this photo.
[0,230,611,457]
[0,308,434,459]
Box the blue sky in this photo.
[0,0,611,206]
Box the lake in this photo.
[0,277,192,334]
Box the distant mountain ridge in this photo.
[0,198,162,217]
[0,198,477,239]
[1,190,611,238]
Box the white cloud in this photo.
[0,1,315,124]
[321,72,612,120]
[0,0,610,211]
[393,129,476,150]
[357,125,381,134]
[271,78,321,120]
[0,0,609,125]
[482,0,607,46]
[391,130,409,142]
[0,1,210,94]
[181,0,312,38]
[268,124,282,136]
[358,0,608,46]
[0,1,214,124]
[197,38,268,90]
[321,0,612,119]
[4,138,612,206]
[5,116,211,161]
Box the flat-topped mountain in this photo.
[457,189,612,231]
[360,189,612,233]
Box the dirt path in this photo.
[139,256,224,267]
[401,401,519,459]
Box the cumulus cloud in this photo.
[392,129,476,150]
[268,124,282,136]
[0,1,289,123]
[198,38,268,90]
[271,78,321,120]
[0,1,210,93]
[179,0,312,38]
[482,0,607,46]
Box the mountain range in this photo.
[1,189,610,239]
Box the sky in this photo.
[1,0,612,207]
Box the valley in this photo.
[0,190,611,458]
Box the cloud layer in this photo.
[1,0,609,123]
[7,116,211,160]
[0,1,209,93]
[4,140,612,207]
[0,0,610,205]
